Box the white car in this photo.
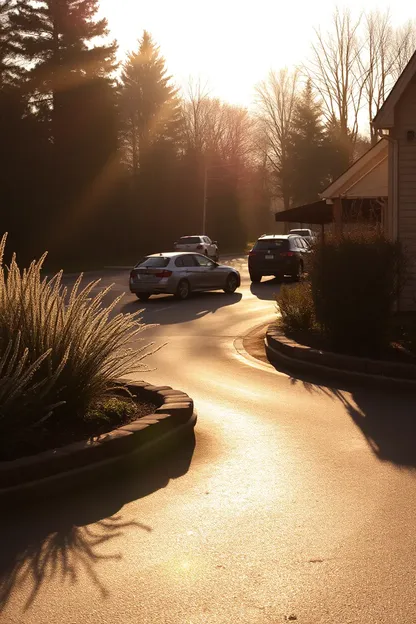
[174,235,219,261]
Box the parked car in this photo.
[288,228,317,246]
[130,252,240,301]
[174,235,219,261]
[248,234,310,282]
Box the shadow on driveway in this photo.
[0,432,195,613]
[250,277,285,301]
[270,357,416,468]
[121,291,243,325]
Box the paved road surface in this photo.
[2,257,416,623]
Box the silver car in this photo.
[129,252,240,301]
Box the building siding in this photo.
[395,81,416,310]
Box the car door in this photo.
[192,254,219,288]
[181,254,199,288]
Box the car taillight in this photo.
[154,270,172,278]
[280,251,294,257]
[196,244,203,250]
[130,270,135,278]
[249,250,256,256]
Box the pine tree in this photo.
[12,0,117,134]
[119,31,181,173]
[289,79,329,206]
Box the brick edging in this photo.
[0,381,196,499]
[266,325,416,390]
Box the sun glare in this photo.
[100,0,410,107]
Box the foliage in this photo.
[310,231,405,355]
[288,79,331,206]
[119,30,182,172]
[277,282,315,333]
[0,235,153,453]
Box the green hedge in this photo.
[310,231,404,355]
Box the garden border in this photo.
[266,324,416,390]
[0,381,196,500]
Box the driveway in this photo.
[2,257,416,623]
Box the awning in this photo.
[274,200,333,225]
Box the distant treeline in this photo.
[0,2,414,268]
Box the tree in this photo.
[307,7,363,156]
[119,31,181,173]
[390,19,416,81]
[256,68,299,209]
[288,79,329,206]
[9,0,119,262]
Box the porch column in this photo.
[333,197,343,239]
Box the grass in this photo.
[0,233,158,460]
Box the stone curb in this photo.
[0,381,196,500]
[266,325,416,391]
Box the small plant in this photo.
[0,234,155,453]
[277,282,315,333]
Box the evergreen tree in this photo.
[289,80,329,206]
[12,0,117,149]
[9,0,119,263]
[119,31,182,173]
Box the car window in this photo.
[297,238,307,249]
[194,254,215,268]
[175,256,184,267]
[136,257,169,268]
[178,236,200,244]
[204,237,212,244]
[182,255,197,267]
[254,239,289,251]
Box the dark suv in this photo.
[248,234,309,282]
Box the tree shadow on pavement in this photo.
[272,358,416,468]
[120,291,242,325]
[0,432,195,612]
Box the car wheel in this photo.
[136,293,151,301]
[250,273,262,283]
[224,273,238,294]
[175,279,191,300]
[292,262,303,282]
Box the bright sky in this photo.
[100,0,412,108]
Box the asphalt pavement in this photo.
[2,256,416,623]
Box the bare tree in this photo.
[358,10,395,144]
[255,68,299,209]
[389,19,416,81]
[181,81,254,164]
[307,7,363,148]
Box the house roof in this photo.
[320,139,388,199]
[372,50,416,129]
[274,200,333,225]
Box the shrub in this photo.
[0,234,153,451]
[310,230,405,355]
[277,282,315,333]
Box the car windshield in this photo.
[135,257,170,268]
[254,239,288,250]
[178,237,200,244]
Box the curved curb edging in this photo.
[0,381,196,500]
[266,325,416,391]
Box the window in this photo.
[254,239,288,251]
[204,237,211,244]
[194,254,215,268]
[175,256,184,267]
[178,236,201,244]
[136,257,169,268]
[182,255,197,267]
